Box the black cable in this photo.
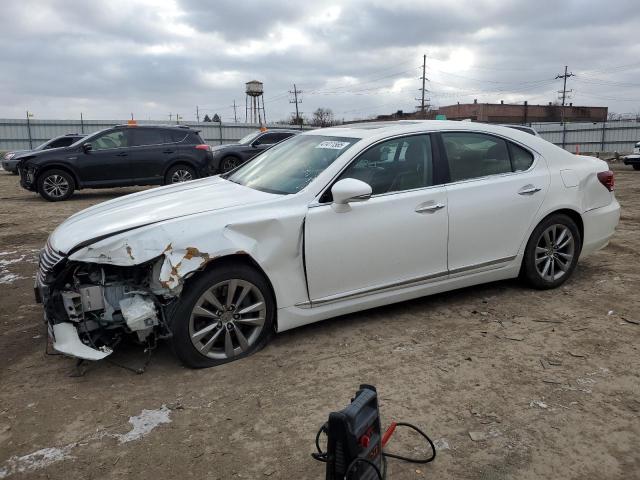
[345,457,383,480]
[382,422,436,464]
[310,423,328,463]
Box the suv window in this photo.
[47,137,76,149]
[182,132,203,144]
[91,130,130,150]
[336,134,434,196]
[131,128,168,147]
[442,132,512,182]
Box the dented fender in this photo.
[67,207,311,311]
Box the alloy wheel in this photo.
[221,157,240,172]
[171,169,193,183]
[42,174,69,199]
[535,224,575,282]
[189,279,266,359]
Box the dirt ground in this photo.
[0,165,639,480]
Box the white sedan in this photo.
[37,121,620,368]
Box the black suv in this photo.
[19,125,214,201]
[3,133,86,174]
[211,129,299,172]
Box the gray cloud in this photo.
[1,0,639,122]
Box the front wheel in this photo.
[170,263,275,368]
[522,214,581,289]
[38,169,75,201]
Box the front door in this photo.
[440,131,549,272]
[79,129,132,185]
[305,134,449,302]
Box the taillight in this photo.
[195,144,211,151]
[597,170,614,191]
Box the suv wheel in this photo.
[220,156,241,173]
[165,164,196,184]
[38,169,75,201]
[522,213,581,289]
[170,263,275,368]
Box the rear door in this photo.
[128,128,179,183]
[440,131,549,273]
[78,129,132,185]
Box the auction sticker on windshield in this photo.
[315,141,351,150]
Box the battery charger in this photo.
[312,384,436,480]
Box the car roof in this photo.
[306,120,558,156]
[114,124,198,131]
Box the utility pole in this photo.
[80,112,84,134]
[26,110,33,149]
[196,105,200,123]
[232,100,238,123]
[555,65,575,123]
[289,83,302,128]
[169,113,172,122]
[416,54,430,118]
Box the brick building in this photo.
[435,100,608,123]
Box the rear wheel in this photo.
[38,169,75,201]
[522,213,581,289]
[165,164,196,184]
[170,263,275,368]
[220,156,241,173]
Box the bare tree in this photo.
[311,108,335,127]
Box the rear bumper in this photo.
[581,199,620,257]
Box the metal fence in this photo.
[0,118,310,151]
[533,120,640,154]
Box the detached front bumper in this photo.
[623,155,640,165]
[2,159,18,173]
[36,276,114,361]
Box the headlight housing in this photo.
[5,152,15,160]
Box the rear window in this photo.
[180,131,204,144]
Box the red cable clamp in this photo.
[381,421,397,448]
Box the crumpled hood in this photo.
[49,176,279,253]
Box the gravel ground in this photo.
[0,165,639,480]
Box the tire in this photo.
[165,164,196,184]
[169,262,275,368]
[633,165,640,171]
[522,213,582,289]
[219,156,242,173]
[37,169,75,201]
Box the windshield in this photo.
[238,131,262,145]
[226,134,360,194]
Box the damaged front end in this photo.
[37,240,175,361]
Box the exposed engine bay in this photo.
[42,258,175,361]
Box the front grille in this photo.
[38,240,65,284]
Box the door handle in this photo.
[415,202,446,214]
[518,185,541,195]
[115,152,128,157]
[163,149,175,154]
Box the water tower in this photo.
[245,80,266,125]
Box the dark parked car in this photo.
[19,124,213,201]
[2,133,85,174]
[211,129,299,172]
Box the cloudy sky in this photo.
[1,0,640,122]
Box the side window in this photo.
[181,132,202,144]
[442,132,511,182]
[47,137,74,149]
[90,130,129,150]
[254,133,279,146]
[508,143,534,172]
[336,134,434,196]
[131,129,165,147]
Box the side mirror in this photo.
[82,142,92,152]
[331,178,372,212]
